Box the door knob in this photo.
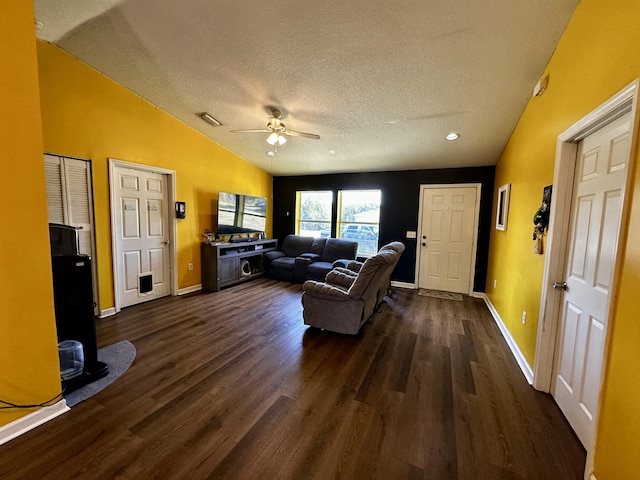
[163,240,171,245]
[422,242,427,247]
[553,281,568,290]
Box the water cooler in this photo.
[49,224,108,392]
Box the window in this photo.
[338,190,381,257]
[296,191,333,237]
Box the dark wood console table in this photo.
[201,239,278,291]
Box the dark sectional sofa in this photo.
[264,234,358,283]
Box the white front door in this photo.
[113,165,171,308]
[418,186,479,294]
[552,112,632,448]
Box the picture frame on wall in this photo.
[496,183,511,231]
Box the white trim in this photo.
[0,400,69,446]
[416,183,481,295]
[470,291,485,299]
[534,80,639,392]
[108,159,178,313]
[480,293,534,384]
[178,284,202,295]
[495,183,511,231]
[532,79,640,480]
[99,307,117,318]
[390,281,416,289]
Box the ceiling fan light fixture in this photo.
[267,132,287,146]
[266,132,279,145]
[267,150,277,157]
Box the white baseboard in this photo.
[0,400,69,446]
[391,281,416,289]
[480,293,534,384]
[99,307,116,318]
[391,283,486,298]
[178,284,202,295]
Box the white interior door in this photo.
[552,112,631,448]
[113,165,171,308]
[418,186,479,294]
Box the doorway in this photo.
[44,154,99,314]
[533,80,639,469]
[416,184,481,294]
[109,159,177,312]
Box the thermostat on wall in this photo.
[175,201,186,219]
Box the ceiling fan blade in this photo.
[284,129,320,140]
[230,129,271,133]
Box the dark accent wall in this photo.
[273,166,495,292]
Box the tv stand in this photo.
[229,236,260,243]
[201,239,278,291]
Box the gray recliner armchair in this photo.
[334,241,406,309]
[301,242,404,335]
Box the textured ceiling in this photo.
[34,0,579,176]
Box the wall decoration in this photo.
[496,184,511,231]
[533,185,552,254]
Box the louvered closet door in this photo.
[44,154,98,313]
[44,154,94,257]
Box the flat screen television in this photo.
[217,192,267,238]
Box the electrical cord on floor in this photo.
[0,387,65,410]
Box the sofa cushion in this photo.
[306,262,336,281]
[310,238,327,255]
[269,256,297,282]
[325,269,357,289]
[281,234,315,257]
[264,250,285,262]
[321,238,358,263]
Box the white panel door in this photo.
[113,166,170,307]
[552,112,631,448]
[418,187,478,293]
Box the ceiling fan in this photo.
[231,108,320,147]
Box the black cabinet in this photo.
[51,255,108,384]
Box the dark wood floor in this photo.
[0,279,585,479]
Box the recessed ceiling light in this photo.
[446,132,460,141]
[196,112,222,127]
[35,20,43,29]
[328,149,336,155]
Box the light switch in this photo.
[406,231,417,239]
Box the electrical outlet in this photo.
[522,311,527,325]
[188,262,193,271]
[493,279,497,289]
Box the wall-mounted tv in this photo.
[217,192,267,238]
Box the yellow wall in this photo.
[0,1,62,425]
[486,0,640,478]
[37,42,272,311]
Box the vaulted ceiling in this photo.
[34,0,579,175]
